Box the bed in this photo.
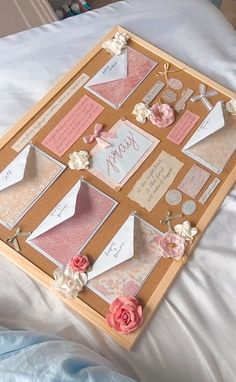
[0,0,236,380]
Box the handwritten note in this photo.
[89,119,159,189]
[42,95,104,156]
[128,151,183,211]
[12,73,90,152]
[167,110,200,145]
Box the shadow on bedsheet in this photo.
[0,326,136,382]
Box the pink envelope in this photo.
[84,47,157,109]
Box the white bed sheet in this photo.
[0,0,236,381]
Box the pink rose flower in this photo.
[149,103,175,128]
[69,254,90,273]
[157,231,185,260]
[106,296,143,335]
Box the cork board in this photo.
[0,26,235,349]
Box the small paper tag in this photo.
[167,110,200,145]
[178,164,210,198]
[174,88,194,113]
[161,89,177,104]
[142,80,165,105]
[199,177,220,204]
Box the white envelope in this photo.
[182,101,236,174]
[87,214,135,280]
[27,180,82,241]
[0,145,65,229]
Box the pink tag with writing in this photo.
[178,164,210,198]
[167,110,200,145]
[42,95,104,156]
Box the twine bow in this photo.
[157,62,184,83]
[83,123,116,148]
[160,211,182,231]
[191,84,218,111]
[6,227,31,253]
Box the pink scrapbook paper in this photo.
[167,110,200,145]
[178,164,211,198]
[88,217,162,303]
[30,181,116,265]
[88,47,157,108]
[42,95,104,156]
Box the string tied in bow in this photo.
[6,227,31,253]
[83,123,116,148]
[160,211,182,231]
[190,83,218,110]
[157,62,184,83]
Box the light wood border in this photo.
[0,26,235,349]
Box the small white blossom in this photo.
[226,99,236,116]
[68,151,90,170]
[102,32,129,56]
[52,265,88,299]
[132,103,151,124]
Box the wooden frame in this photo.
[0,26,235,350]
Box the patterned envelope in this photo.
[84,47,157,109]
[182,101,236,174]
[27,179,118,265]
[87,214,163,303]
[0,145,65,229]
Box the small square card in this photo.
[27,179,117,265]
[89,119,159,189]
[87,213,163,303]
[0,145,65,229]
[84,47,157,109]
[128,151,183,211]
[178,164,210,198]
[42,95,104,157]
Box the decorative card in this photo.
[182,101,236,174]
[167,110,200,145]
[87,214,162,303]
[128,151,183,211]
[27,179,117,265]
[0,145,65,229]
[178,164,210,198]
[84,47,157,109]
[88,119,159,189]
[42,95,104,157]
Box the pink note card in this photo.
[42,95,104,156]
[167,110,200,145]
[178,164,210,198]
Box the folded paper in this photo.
[27,179,117,265]
[84,47,157,109]
[182,101,236,174]
[88,119,159,189]
[0,145,65,229]
[87,214,163,303]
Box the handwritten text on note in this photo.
[42,95,104,156]
[128,151,183,211]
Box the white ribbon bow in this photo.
[191,84,218,110]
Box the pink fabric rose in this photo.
[69,254,90,273]
[149,103,175,128]
[157,231,185,260]
[106,296,143,335]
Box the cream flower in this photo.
[132,102,151,124]
[68,151,90,170]
[225,99,236,116]
[52,265,88,299]
[102,32,129,56]
[174,221,198,243]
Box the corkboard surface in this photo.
[0,27,235,347]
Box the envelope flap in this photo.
[27,180,82,241]
[86,48,128,87]
[183,101,224,151]
[87,214,135,280]
[0,145,31,191]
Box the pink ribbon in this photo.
[83,124,116,148]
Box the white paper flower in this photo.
[132,102,151,124]
[52,265,88,299]
[102,32,129,56]
[68,151,90,170]
[174,221,198,243]
[226,99,236,116]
